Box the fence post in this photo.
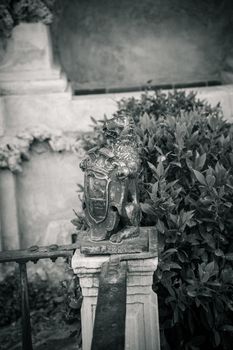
[19,262,33,350]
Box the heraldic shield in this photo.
[84,171,109,224]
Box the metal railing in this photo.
[0,238,78,350]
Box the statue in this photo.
[80,112,141,243]
[77,113,158,350]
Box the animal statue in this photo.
[80,112,141,243]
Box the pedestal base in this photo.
[0,23,68,95]
[72,250,160,350]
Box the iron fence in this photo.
[0,236,78,350]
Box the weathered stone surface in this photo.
[43,220,75,246]
[91,259,127,350]
[54,0,232,90]
[0,23,67,95]
[72,250,160,350]
[16,151,82,249]
[0,23,53,73]
[78,228,148,256]
[0,170,20,250]
[0,99,5,136]
[0,22,81,256]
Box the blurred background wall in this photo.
[0,0,233,261]
[51,0,233,90]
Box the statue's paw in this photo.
[110,233,123,244]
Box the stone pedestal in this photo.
[72,250,160,350]
[0,22,68,95]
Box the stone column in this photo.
[0,97,5,136]
[0,21,77,255]
[0,170,20,250]
[72,250,160,350]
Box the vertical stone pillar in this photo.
[0,170,20,250]
[72,250,160,350]
[0,97,5,136]
[0,21,73,254]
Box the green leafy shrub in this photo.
[0,270,59,327]
[78,90,233,350]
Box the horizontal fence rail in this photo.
[0,243,78,263]
[0,237,79,350]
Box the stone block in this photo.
[0,23,68,95]
[72,250,160,350]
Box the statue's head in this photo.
[103,113,135,142]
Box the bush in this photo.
[0,266,81,327]
[79,90,233,350]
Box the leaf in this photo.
[170,161,181,168]
[193,169,206,185]
[163,248,177,257]
[187,285,197,297]
[54,296,64,303]
[221,325,233,332]
[76,183,84,192]
[140,202,156,217]
[214,249,224,257]
[202,272,210,283]
[180,210,195,227]
[147,161,157,173]
[157,218,165,233]
[151,182,159,199]
[169,262,182,270]
[177,250,188,263]
[90,116,98,124]
[186,157,193,169]
[169,214,178,224]
[157,160,165,177]
[214,330,221,347]
[69,296,82,309]
[155,145,163,155]
[148,136,155,151]
[225,253,233,261]
[221,267,233,283]
[198,153,206,170]
[206,174,215,187]
[140,112,151,131]
[205,261,215,274]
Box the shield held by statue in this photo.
[85,171,110,224]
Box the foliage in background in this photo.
[0,0,55,38]
[76,90,233,350]
[0,267,82,327]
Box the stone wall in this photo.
[1,1,233,90]
[52,0,233,90]
[0,23,79,254]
